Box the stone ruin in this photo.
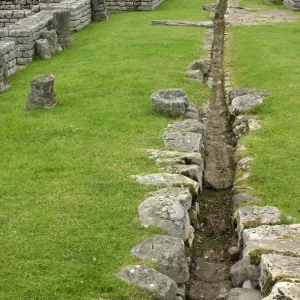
[284,0,300,9]
[0,0,164,92]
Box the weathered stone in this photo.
[225,288,261,300]
[203,4,217,11]
[144,149,203,166]
[229,95,263,116]
[0,55,10,93]
[26,73,57,110]
[228,247,240,262]
[227,89,271,104]
[147,187,193,210]
[150,89,189,117]
[237,206,281,248]
[35,39,51,59]
[187,59,209,75]
[242,280,253,289]
[91,0,108,21]
[53,10,71,49]
[132,173,200,195]
[152,20,214,28]
[160,164,203,186]
[167,119,204,134]
[230,258,260,288]
[118,265,178,300]
[163,130,204,153]
[138,197,190,241]
[130,235,189,284]
[260,254,300,295]
[185,70,204,83]
[184,110,199,120]
[40,30,62,54]
[261,282,300,300]
[155,157,186,166]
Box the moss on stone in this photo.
[249,248,272,265]
[243,219,260,229]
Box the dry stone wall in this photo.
[284,0,300,9]
[104,0,164,11]
[0,10,34,28]
[0,0,39,10]
[0,41,16,76]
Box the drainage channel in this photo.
[187,0,235,299]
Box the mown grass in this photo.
[228,21,300,220]
[0,1,210,299]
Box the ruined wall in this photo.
[284,0,300,9]
[0,41,17,76]
[104,0,164,11]
[0,0,39,10]
[0,10,34,28]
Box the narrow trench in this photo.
[187,0,236,299]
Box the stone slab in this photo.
[261,282,300,300]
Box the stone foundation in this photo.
[104,0,164,12]
[0,11,53,65]
[0,41,17,76]
[39,0,92,32]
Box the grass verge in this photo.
[0,0,209,299]
[228,21,300,220]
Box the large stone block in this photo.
[0,54,10,93]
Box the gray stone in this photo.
[203,4,217,11]
[144,149,204,166]
[147,187,193,210]
[229,95,263,116]
[151,20,214,28]
[230,258,260,288]
[155,157,186,166]
[132,173,200,195]
[138,196,190,241]
[261,282,300,300]
[260,254,300,295]
[160,164,203,185]
[167,119,204,134]
[184,110,199,120]
[150,89,189,117]
[40,30,62,54]
[227,89,271,104]
[91,0,108,21]
[118,265,178,300]
[242,280,253,289]
[0,55,10,93]
[228,247,240,262]
[26,73,57,110]
[187,59,209,75]
[237,206,281,248]
[163,130,204,153]
[130,235,189,284]
[225,288,261,300]
[53,10,71,49]
[185,70,204,83]
[35,39,51,59]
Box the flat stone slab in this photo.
[163,130,204,153]
[151,20,214,28]
[261,282,300,300]
[229,94,263,116]
[260,254,300,294]
[130,235,189,284]
[132,173,200,195]
[147,187,193,210]
[138,197,190,241]
[226,288,261,300]
[150,89,189,117]
[228,88,271,103]
[144,149,203,166]
[167,119,204,134]
[160,164,203,188]
[237,206,281,247]
[118,265,178,300]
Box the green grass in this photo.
[0,1,210,299]
[228,22,300,220]
[240,0,287,9]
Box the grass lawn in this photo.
[228,21,300,220]
[0,0,210,299]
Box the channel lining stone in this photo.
[118,265,178,300]
[130,235,189,284]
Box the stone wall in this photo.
[0,41,17,76]
[284,0,300,9]
[0,0,39,10]
[104,0,164,11]
[39,0,92,32]
[0,11,54,65]
[0,10,34,28]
